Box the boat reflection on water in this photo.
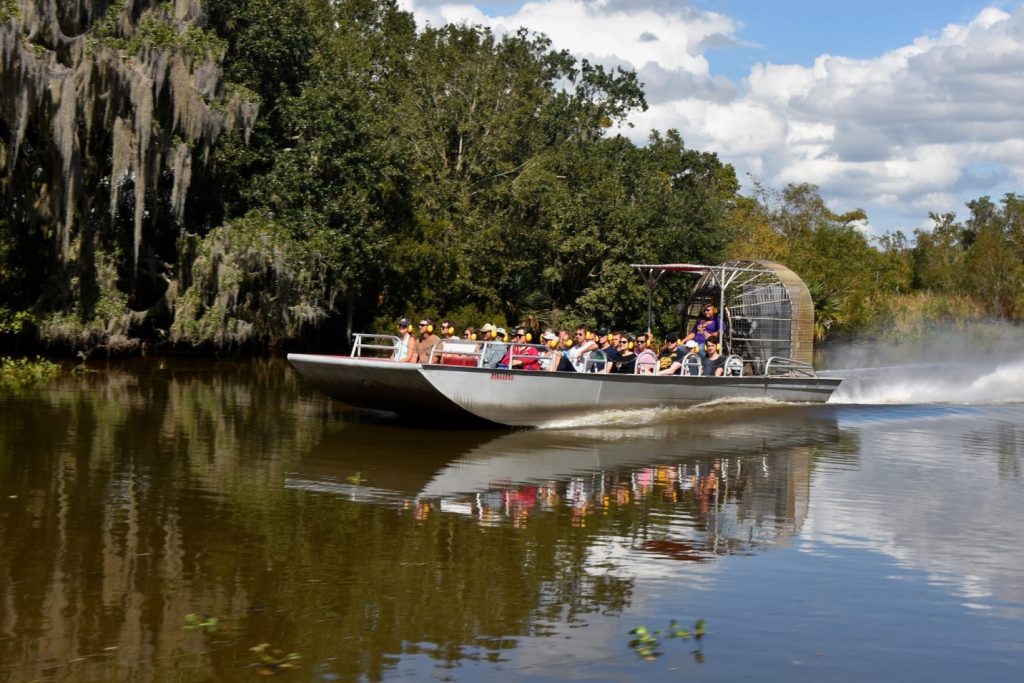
[287,403,847,560]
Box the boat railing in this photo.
[351,334,401,359]
[763,356,818,378]
[430,340,558,370]
[680,352,703,376]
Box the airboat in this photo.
[287,260,841,427]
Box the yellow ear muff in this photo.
[627,340,635,350]
[470,333,477,340]
[566,339,573,347]
[524,332,532,342]
[547,340,557,349]
[502,333,509,342]
[489,330,497,339]
[426,323,434,334]
[585,331,594,341]
[446,325,454,335]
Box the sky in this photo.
[397,0,1024,236]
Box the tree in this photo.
[0,0,255,349]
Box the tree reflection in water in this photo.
[0,361,846,681]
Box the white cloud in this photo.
[401,1,1024,233]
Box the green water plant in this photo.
[249,643,301,675]
[183,613,218,632]
[0,356,60,390]
[628,618,706,660]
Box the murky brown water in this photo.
[1,359,1023,681]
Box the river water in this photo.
[1,357,1023,681]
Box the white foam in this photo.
[829,358,1024,405]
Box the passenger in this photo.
[439,319,459,340]
[394,317,419,363]
[568,325,598,372]
[549,332,576,372]
[593,327,618,373]
[633,333,657,374]
[439,320,478,364]
[539,330,560,371]
[611,335,637,374]
[702,340,727,376]
[463,326,477,341]
[506,327,541,370]
[479,323,507,368]
[683,304,724,356]
[417,318,442,363]
[656,332,686,375]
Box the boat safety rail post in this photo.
[763,356,818,378]
[723,355,744,376]
[634,350,658,374]
[507,343,555,371]
[680,352,703,376]
[351,334,401,359]
[431,339,485,366]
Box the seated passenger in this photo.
[479,323,507,368]
[611,335,637,374]
[418,318,442,363]
[633,333,657,374]
[506,328,541,370]
[702,341,727,376]
[568,325,598,372]
[594,327,618,373]
[394,317,419,363]
[656,332,686,375]
[538,330,559,371]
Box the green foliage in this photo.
[93,2,227,62]
[0,0,19,22]
[171,212,330,348]
[628,619,707,660]
[10,0,1020,353]
[0,357,61,390]
[249,643,301,675]
[0,308,34,335]
[183,613,218,632]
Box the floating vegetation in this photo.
[183,613,218,632]
[346,471,365,485]
[249,643,301,676]
[0,356,60,390]
[628,619,706,660]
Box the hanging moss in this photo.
[170,211,331,350]
[0,0,257,353]
[0,0,256,270]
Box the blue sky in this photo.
[405,1,1024,236]
[694,0,995,79]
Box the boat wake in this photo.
[825,357,1024,405]
[536,397,783,430]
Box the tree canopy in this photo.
[1,1,1019,353]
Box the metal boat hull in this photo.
[288,354,841,427]
[287,353,468,418]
